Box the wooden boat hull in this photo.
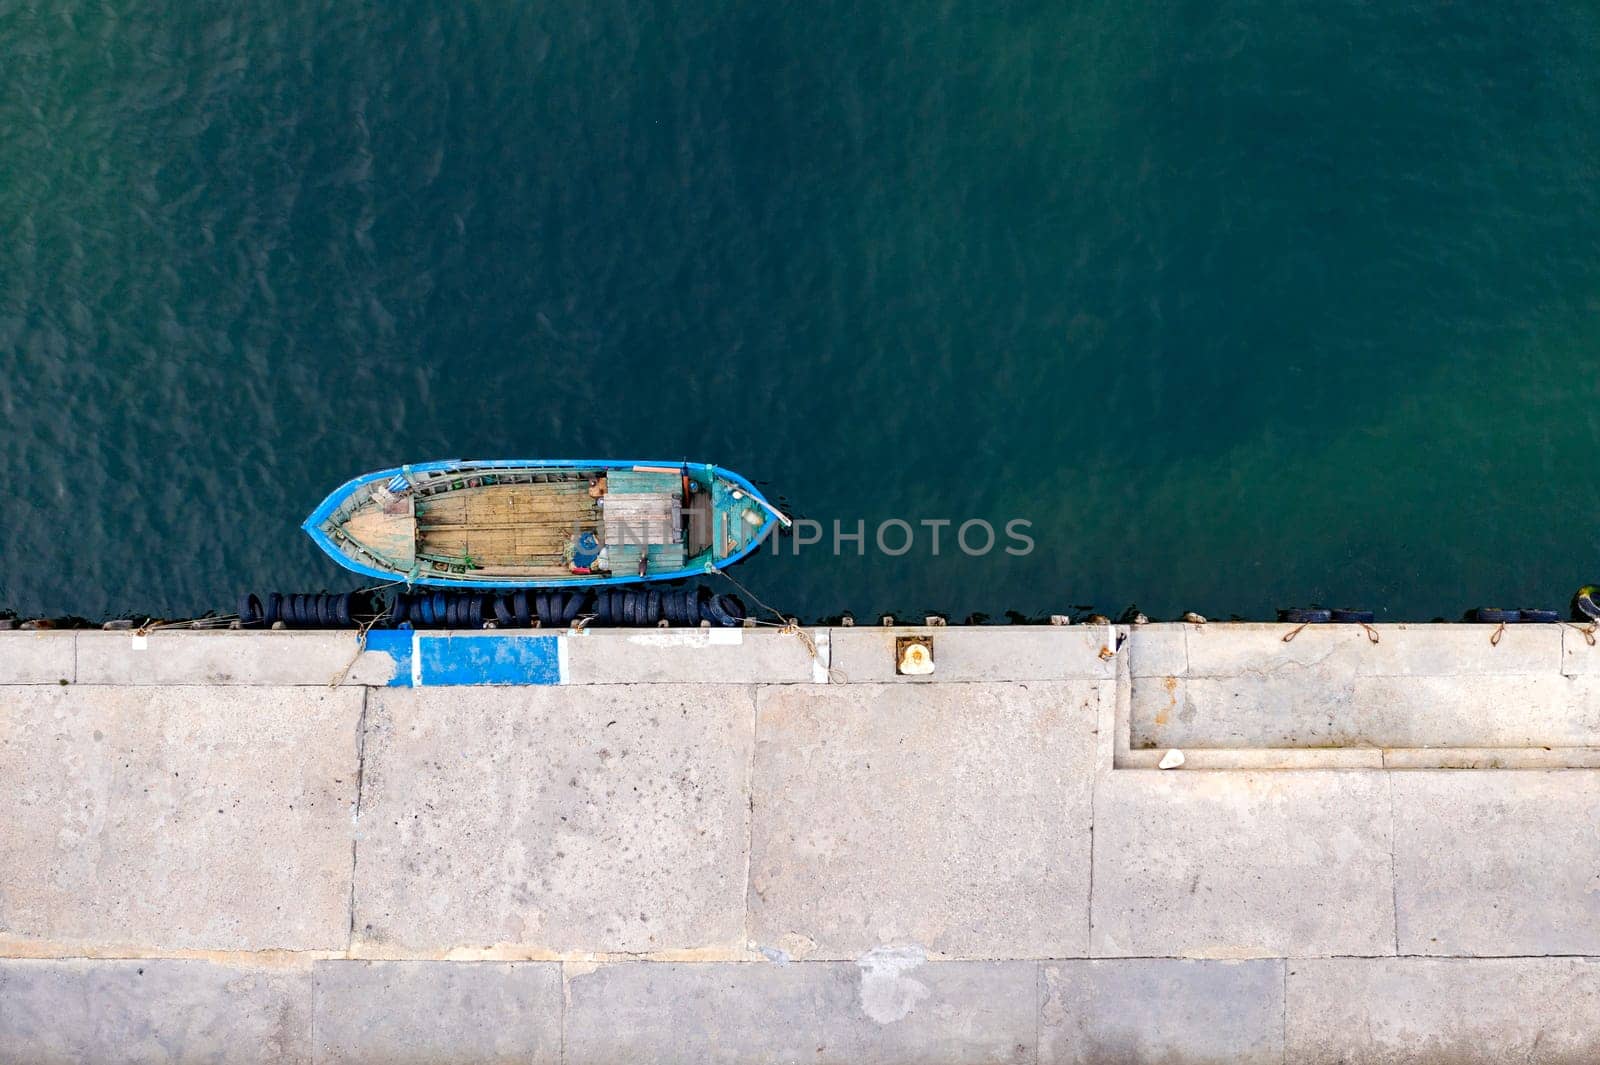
[303,459,781,588]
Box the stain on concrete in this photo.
[856,946,930,1024]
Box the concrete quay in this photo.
[3,622,1600,1063]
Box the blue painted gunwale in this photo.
[303,459,778,589]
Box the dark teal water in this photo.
[4,1,1600,622]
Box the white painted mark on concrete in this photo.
[626,632,711,647]
[410,630,422,687]
[856,946,930,1024]
[556,635,570,684]
[812,629,831,684]
[620,629,745,648]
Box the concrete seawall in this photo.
[3,623,1599,1063]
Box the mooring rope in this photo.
[1284,620,1381,644]
[328,608,389,688]
[134,614,239,636]
[712,568,846,683]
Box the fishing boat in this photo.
[303,460,788,588]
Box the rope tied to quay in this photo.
[1283,620,1380,644]
[1558,619,1600,646]
[134,614,240,637]
[713,568,847,683]
[328,608,389,688]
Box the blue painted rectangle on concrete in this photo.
[363,630,416,687]
[417,633,563,686]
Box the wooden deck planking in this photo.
[342,500,417,568]
[416,484,598,566]
[417,484,594,527]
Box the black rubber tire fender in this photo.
[1330,609,1374,624]
[238,594,263,627]
[1277,608,1331,624]
[264,593,284,626]
[1473,607,1520,624]
[705,594,738,627]
[1519,608,1560,623]
[561,591,584,625]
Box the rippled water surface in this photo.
[4,1,1599,621]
